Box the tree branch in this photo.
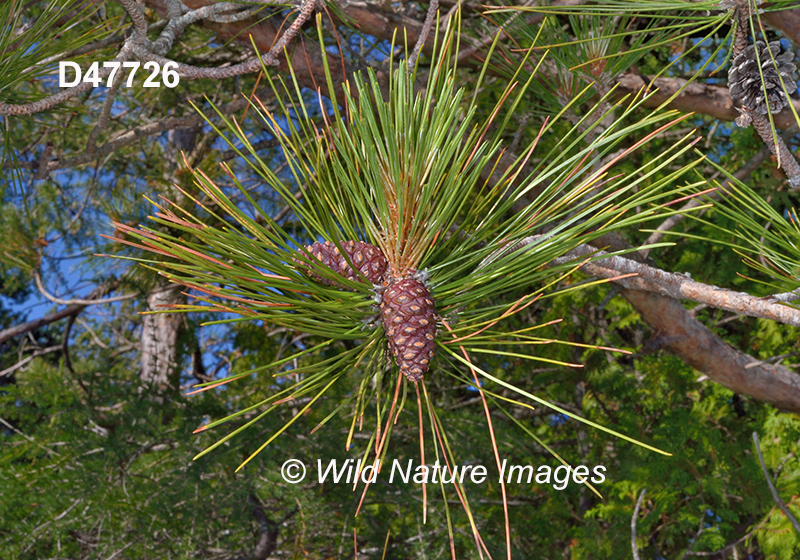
[0,345,62,377]
[34,272,134,306]
[0,279,123,346]
[505,236,800,327]
[631,488,646,560]
[614,72,800,130]
[587,233,800,413]
[408,0,439,68]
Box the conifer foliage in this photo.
[114,24,703,477]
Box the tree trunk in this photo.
[140,285,184,390]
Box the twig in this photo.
[0,0,303,117]
[0,279,122,345]
[585,232,800,413]
[682,507,772,556]
[0,40,133,117]
[264,0,319,64]
[5,92,251,173]
[753,431,800,535]
[151,1,252,56]
[77,317,110,349]
[0,345,62,377]
[643,127,784,254]
[104,540,136,560]
[631,488,646,560]
[34,272,134,306]
[86,77,123,155]
[767,289,800,302]
[0,416,35,442]
[117,0,148,43]
[408,0,439,69]
[677,521,706,560]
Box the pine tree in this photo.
[115,21,694,493]
[8,1,800,557]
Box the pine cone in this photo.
[380,276,436,382]
[729,40,797,115]
[296,241,388,287]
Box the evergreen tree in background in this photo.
[4,1,800,558]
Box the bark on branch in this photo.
[495,235,800,327]
[621,287,800,413]
[589,233,800,414]
[559,243,800,327]
[614,72,800,130]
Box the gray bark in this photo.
[140,285,184,389]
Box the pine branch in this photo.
[7,95,252,173]
[615,72,800,130]
[0,39,134,116]
[501,236,800,327]
[0,0,332,117]
[0,345,62,377]
[33,272,134,307]
[572,247,800,326]
[588,233,800,414]
[408,0,439,68]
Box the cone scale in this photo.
[297,240,388,285]
[379,276,436,382]
[729,40,797,115]
[296,241,436,382]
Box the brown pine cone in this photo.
[296,240,388,287]
[729,40,797,115]
[380,276,436,382]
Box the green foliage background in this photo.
[4,1,800,559]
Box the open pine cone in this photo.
[729,40,797,115]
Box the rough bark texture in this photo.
[140,285,184,389]
[591,234,800,414]
[622,288,800,413]
[556,243,800,327]
[249,494,280,560]
[322,1,800,130]
[615,72,800,130]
